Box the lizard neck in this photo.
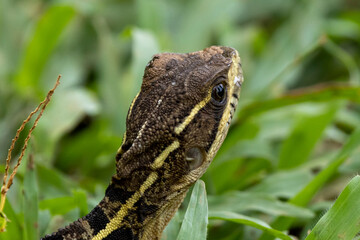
[41,174,188,240]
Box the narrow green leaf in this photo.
[278,105,337,169]
[324,39,360,86]
[39,189,88,218]
[39,196,77,216]
[0,200,22,240]
[244,0,325,97]
[162,212,182,240]
[37,88,99,141]
[38,210,51,238]
[216,139,276,166]
[23,158,39,240]
[209,211,292,240]
[326,19,360,40]
[208,192,314,219]
[176,180,208,240]
[131,28,160,96]
[174,0,239,52]
[15,5,76,97]
[94,16,125,133]
[259,127,360,240]
[136,0,166,34]
[248,169,313,199]
[306,176,360,240]
[72,190,88,217]
[235,85,360,126]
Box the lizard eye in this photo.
[185,147,204,170]
[211,82,227,104]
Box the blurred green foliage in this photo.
[1,0,360,239]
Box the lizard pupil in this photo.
[211,83,226,103]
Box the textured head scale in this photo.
[41,46,243,240]
[116,46,243,196]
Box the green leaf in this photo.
[244,0,325,98]
[37,88,99,141]
[324,39,360,86]
[326,19,360,40]
[176,180,208,240]
[208,138,274,193]
[30,88,100,166]
[209,211,292,240]
[131,28,160,91]
[0,200,23,240]
[162,212,182,240]
[174,0,239,52]
[37,164,74,198]
[23,158,39,240]
[38,210,51,238]
[94,17,126,133]
[278,104,337,169]
[216,139,276,166]
[208,192,314,219]
[39,190,88,217]
[39,196,77,216]
[259,127,360,240]
[15,5,76,98]
[235,85,360,126]
[72,190,88,217]
[306,176,360,240]
[248,169,313,199]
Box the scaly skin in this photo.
[42,46,243,240]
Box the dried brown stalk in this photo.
[0,75,61,232]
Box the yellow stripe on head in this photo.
[151,141,180,169]
[117,92,140,155]
[128,92,140,120]
[174,92,212,135]
[117,132,127,154]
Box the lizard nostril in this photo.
[220,47,236,58]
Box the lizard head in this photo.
[117,46,243,193]
[41,47,243,240]
[114,46,243,236]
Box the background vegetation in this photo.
[1,0,360,239]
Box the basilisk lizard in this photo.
[41,46,243,240]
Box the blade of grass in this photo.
[0,200,22,240]
[72,189,88,217]
[259,127,360,240]
[39,190,88,217]
[162,212,182,240]
[278,104,337,169]
[15,5,75,98]
[176,180,208,240]
[324,39,360,86]
[93,16,125,133]
[305,176,360,240]
[235,85,360,126]
[23,155,39,240]
[247,169,313,199]
[208,191,314,219]
[39,196,77,216]
[209,211,293,240]
[244,0,326,98]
